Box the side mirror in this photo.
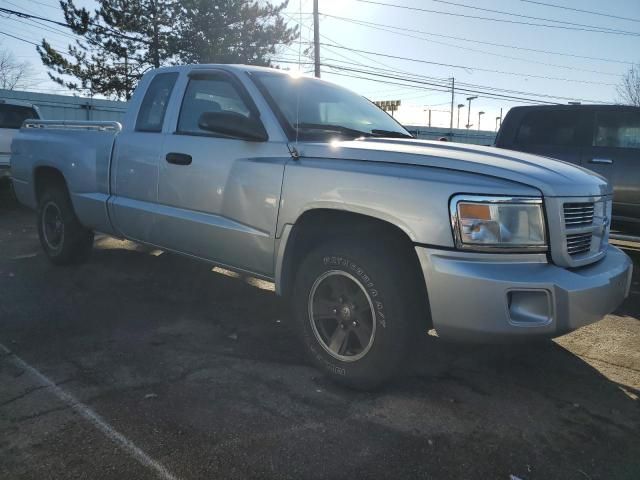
[198,111,268,142]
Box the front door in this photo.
[154,70,289,276]
[584,108,640,223]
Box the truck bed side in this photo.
[10,120,121,236]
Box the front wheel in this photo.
[292,237,423,389]
[37,186,94,265]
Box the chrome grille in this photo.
[548,196,611,266]
[566,232,592,256]
[563,202,595,227]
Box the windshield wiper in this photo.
[294,123,373,138]
[370,129,414,139]
[294,123,414,140]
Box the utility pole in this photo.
[466,96,477,129]
[478,111,485,131]
[313,0,321,78]
[428,109,431,127]
[449,77,455,134]
[150,0,161,68]
[457,103,464,129]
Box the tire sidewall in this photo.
[293,240,409,388]
[37,188,92,264]
[37,191,67,259]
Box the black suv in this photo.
[495,105,640,228]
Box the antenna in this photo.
[294,0,303,149]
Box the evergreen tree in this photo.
[38,0,297,99]
[171,0,298,65]
[38,0,174,100]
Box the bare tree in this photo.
[617,63,640,107]
[0,47,36,91]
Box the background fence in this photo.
[1,89,127,122]
[405,125,497,145]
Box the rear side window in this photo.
[177,76,251,135]
[594,110,640,149]
[0,105,38,129]
[515,110,585,147]
[135,72,178,132]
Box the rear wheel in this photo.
[292,237,424,389]
[37,186,94,265]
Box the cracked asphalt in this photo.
[0,191,639,480]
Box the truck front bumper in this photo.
[416,245,632,341]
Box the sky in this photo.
[1,0,639,131]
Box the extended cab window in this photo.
[177,77,251,135]
[135,72,178,132]
[0,105,38,129]
[594,110,640,149]
[515,110,585,147]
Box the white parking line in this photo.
[0,343,180,480]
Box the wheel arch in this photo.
[33,166,69,203]
[276,207,431,327]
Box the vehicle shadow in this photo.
[2,206,639,479]
[85,243,640,478]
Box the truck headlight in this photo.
[450,195,547,251]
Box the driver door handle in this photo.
[589,158,613,165]
[166,152,192,165]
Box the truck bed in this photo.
[10,120,121,235]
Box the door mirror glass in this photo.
[198,111,268,142]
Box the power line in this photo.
[0,29,39,46]
[520,0,640,23]
[0,6,152,44]
[0,5,69,27]
[321,13,635,66]
[271,54,611,104]
[321,62,609,104]
[321,44,618,86]
[318,57,610,104]
[321,14,622,77]
[321,38,418,78]
[0,21,67,50]
[0,16,76,51]
[283,10,410,82]
[430,0,639,34]
[321,68,550,105]
[355,0,640,36]
[271,58,595,105]
[1,9,81,43]
[25,0,60,11]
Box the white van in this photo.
[0,99,41,179]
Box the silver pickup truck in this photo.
[11,65,633,388]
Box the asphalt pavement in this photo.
[1,194,639,480]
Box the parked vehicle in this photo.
[0,99,41,181]
[495,104,640,228]
[10,65,632,388]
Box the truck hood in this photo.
[297,138,610,198]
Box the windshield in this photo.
[252,72,412,141]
